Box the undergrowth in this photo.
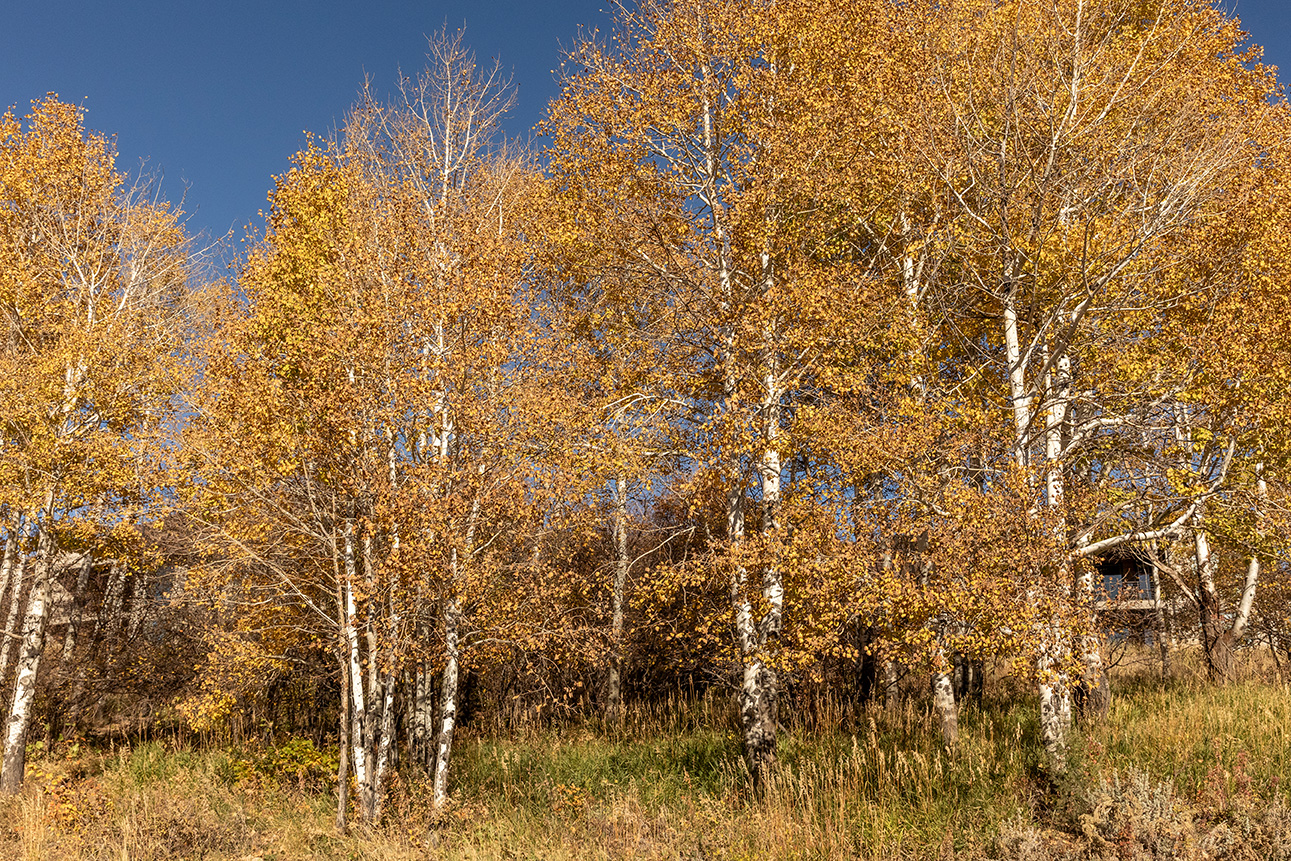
[2,656,1288,860]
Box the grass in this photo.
[1095,676,1291,797]
[2,650,1288,860]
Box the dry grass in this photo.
[2,650,1287,860]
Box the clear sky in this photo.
[2,0,1287,246]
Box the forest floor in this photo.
[2,651,1290,860]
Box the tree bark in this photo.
[1227,464,1266,648]
[1193,522,1236,682]
[411,665,433,768]
[126,570,146,639]
[431,489,479,815]
[0,538,14,650]
[1002,291,1032,472]
[1037,639,1072,774]
[739,251,785,787]
[730,395,785,788]
[96,560,126,648]
[883,659,901,716]
[359,534,379,814]
[336,616,350,833]
[1150,560,1171,679]
[1231,556,1260,640]
[740,659,777,782]
[370,546,403,823]
[341,522,374,822]
[1,527,53,794]
[432,591,461,813]
[930,642,958,746]
[1005,291,1076,767]
[59,554,92,668]
[0,544,23,686]
[606,475,629,719]
[372,668,396,823]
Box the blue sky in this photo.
[2,1,1287,245]
[1,0,609,243]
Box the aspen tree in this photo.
[354,36,557,812]
[186,34,548,820]
[546,0,908,783]
[1158,151,1291,682]
[0,534,23,686]
[869,0,1281,766]
[0,97,190,792]
[546,0,784,781]
[534,206,690,721]
[184,142,408,823]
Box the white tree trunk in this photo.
[1005,297,1079,762]
[341,523,373,822]
[696,48,780,786]
[1046,341,1109,722]
[607,475,630,718]
[1193,517,1235,681]
[1043,344,1068,509]
[1002,293,1032,471]
[759,375,783,643]
[360,534,379,801]
[0,538,15,647]
[432,496,478,815]
[930,651,958,747]
[1,528,53,794]
[335,584,350,833]
[371,562,402,823]
[1230,466,1266,642]
[126,570,146,639]
[1037,661,1071,773]
[738,356,782,785]
[883,659,901,716]
[372,669,397,823]
[1231,556,1259,641]
[1150,560,1171,678]
[411,666,433,767]
[432,591,460,813]
[0,545,23,685]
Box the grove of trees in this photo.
[3,0,1291,825]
